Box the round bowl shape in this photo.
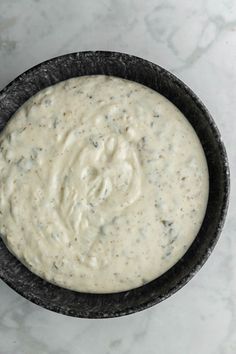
[0,51,230,318]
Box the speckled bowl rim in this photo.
[0,51,230,318]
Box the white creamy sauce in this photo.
[0,76,209,293]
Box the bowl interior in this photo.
[0,51,229,318]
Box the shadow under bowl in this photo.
[0,51,230,318]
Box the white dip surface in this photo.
[0,75,209,293]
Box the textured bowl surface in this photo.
[0,51,230,318]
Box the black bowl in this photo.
[0,51,230,318]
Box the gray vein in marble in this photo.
[0,16,17,31]
[145,4,236,72]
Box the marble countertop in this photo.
[0,0,235,353]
